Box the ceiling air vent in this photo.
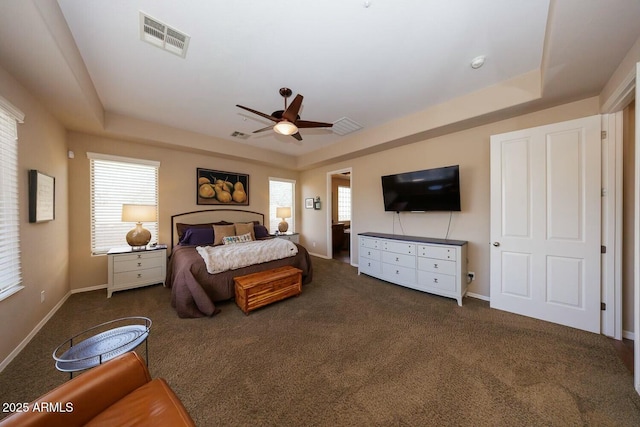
[231,131,250,140]
[332,117,363,136]
[139,12,190,58]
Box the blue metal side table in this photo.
[53,316,151,378]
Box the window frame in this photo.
[268,177,296,234]
[0,95,25,301]
[88,152,160,255]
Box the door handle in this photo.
[492,242,500,247]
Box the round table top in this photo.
[53,316,151,373]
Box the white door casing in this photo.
[490,115,601,333]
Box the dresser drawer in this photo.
[417,257,456,276]
[382,263,416,284]
[359,257,381,275]
[418,245,457,261]
[382,240,416,255]
[382,251,415,268]
[112,266,164,287]
[417,271,456,292]
[114,254,164,273]
[360,237,380,249]
[360,247,381,260]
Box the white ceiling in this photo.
[1,0,640,167]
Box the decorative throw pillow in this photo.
[254,224,269,239]
[179,228,214,246]
[222,233,253,245]
[176,223,212,240]
[234,222,255,240]
[212,224,236,246]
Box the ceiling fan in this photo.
[236,88,332,141]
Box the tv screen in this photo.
[381,165,461,212]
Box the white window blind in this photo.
[268,178,295,233]
[0,97,24,300]
[88,153,159,255]
[338,185,351,221]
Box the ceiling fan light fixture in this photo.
[274,120,298,135]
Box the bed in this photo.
[166,209,313,318]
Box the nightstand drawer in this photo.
[114,254,164,273]
[112,266,164,287]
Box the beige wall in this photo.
[301,97,601,299]
[67,132,299,290]
[0,66,69,364]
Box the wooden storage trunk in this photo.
[234,266,302,315]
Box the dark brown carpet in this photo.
[1,256,639,426]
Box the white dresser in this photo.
[358,232,468,305]
[107,247,167,298]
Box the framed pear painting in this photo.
[197,168,249,206]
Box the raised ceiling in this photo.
[1,0,639,169]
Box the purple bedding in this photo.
[167,242,313,318]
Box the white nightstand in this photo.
[271,232,300,244]
[107,246,167,298]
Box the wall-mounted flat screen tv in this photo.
[381,165,461,212]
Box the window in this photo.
[338,185,351,222]
[88,153,159,255]
[269,178,295,233]
[0,96,24,300]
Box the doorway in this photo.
[327,168,352,264]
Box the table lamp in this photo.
[122,204,157,249]
[276,207,291,233]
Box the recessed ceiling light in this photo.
[470,55,486,69]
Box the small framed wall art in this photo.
[29,170,55,223]
[305,198,314,209]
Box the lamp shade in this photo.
[122,204,157,222]
[276,207,291,219]
[273,120,298,136]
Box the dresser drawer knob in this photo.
[434,263,438,269]
[137,262,142,267]
[137,273,142,278]
[433,278,438,283]
[395,257,399,262]
[395,270,399,275]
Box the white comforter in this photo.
[196,238,298,274]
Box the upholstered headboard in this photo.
[170,209,265,249]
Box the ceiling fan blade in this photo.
[291,132,303,141]
[295,120,334,129]
[283,94,303,122]
[236,105,279,122]
[253,125,273,133]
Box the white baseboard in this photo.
[71,284,107,294]
[309,252,331,259]
[0,290,72,373]
[466,292,490,302]
[622,330,635,340]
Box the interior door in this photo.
[490,115,601,333]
